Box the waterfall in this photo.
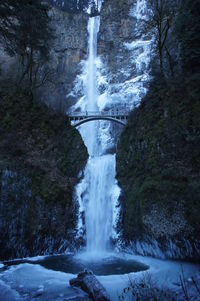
[71,0,153,256]
[74,12,120,255]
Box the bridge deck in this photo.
[68,110,129,127]
[69,111,129,118]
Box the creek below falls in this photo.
[3,254,148,276]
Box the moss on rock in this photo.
[116,77,200,259]
[0,90,88,259]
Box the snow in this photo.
[25,255,47,262]
[100,254,200,300]
[124,39,152,50]
[129,0,152,21]
[0,280,22,301]
[0,255,199,301]
[0,264,88,301]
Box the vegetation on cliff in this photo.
[116,0,200,256]
[0,0,88,259]
[0,88,88,202]
[0,86,88,259]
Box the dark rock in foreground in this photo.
[70,270,110,301]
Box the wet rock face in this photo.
[40,8,89,111]
[98,0,153,81]
[51,8,88,78]
[98,0,137,82]
[99,0,137,45]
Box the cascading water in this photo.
[71,0,153,256]
[67,0,155,258]
[74,9,120,255]
[80,155,119,253]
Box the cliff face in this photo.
[116,79,200,260]
[0,4,90,260]
[116,0,200,260]
[0,91,88,260]
[99,0,136,74]
[0,6,89,112]
[97,0,153,108]
[38,7,89,111]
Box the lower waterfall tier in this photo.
[75,154,120,253]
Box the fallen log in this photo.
[69,270,110,301]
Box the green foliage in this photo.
[117,0,200,240]
[0,86,88,258]
[117,76,200,240]
[0,89,88,206]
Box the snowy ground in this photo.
[0,253,199,301]
[100,253,200,300]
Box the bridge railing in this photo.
[68,110,129,117]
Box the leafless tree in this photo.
[147,0,177,76]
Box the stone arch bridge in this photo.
[68,110,129,127]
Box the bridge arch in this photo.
[72,116,127,127]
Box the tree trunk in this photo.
[29,47,33,88]
[159,41,164,75]
[70,270,110,301]
[165,46,174,77]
